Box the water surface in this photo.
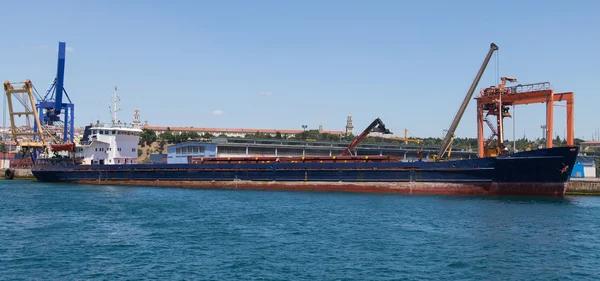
[1,180,599,280]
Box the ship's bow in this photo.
[491,146,579,196]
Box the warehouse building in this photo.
[167,142,217,164]
[571,156,597,178]
[164,138,477,164]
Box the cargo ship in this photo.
[31,139,578,196]
[9,42,581,196]
[26,112,579,196]
[29,115,579,196]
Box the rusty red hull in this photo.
[61,180,567,196]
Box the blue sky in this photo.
[1,0,598,140]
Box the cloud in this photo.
[212,109,224,116]
[258,91,273,96]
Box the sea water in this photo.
[1,180,600,280]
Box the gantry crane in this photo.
[35,42,75,143]
[340,118,392,156]
[475,78,574,157]
[3,80,59,161]
[437,43,498,160]
[3,41,74,165]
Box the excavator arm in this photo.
[340,118,392,156]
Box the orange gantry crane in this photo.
[475,77,574,157]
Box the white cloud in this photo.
[258,91,273,96]
[212,109,224,116]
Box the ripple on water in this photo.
[1,181,600,280]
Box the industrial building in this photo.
[161,137,477,164]
[167,142,217,164]
[571,156,597,178]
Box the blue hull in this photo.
[31,146,579,196]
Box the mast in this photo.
[111,86,120,126]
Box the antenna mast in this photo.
[111,86,120,125]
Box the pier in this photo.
[567,178,600,195]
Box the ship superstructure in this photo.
[72,86,142,165]
[75,123,141,165]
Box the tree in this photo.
[201,132,214,141]
[275,131,282,139]
[139,128,157,145]
[172,133,185,144]
[553,135,563,147]
[158,139,166,152]
[186,131,200,140]
[160,131,174,143]
[292,129,320,140]
[246,131,267,139]
[0,143,7,153]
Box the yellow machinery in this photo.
[3,80,58,152]
[374,128,423,144]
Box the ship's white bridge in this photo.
[76,123,142,165]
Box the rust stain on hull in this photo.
[62,180,567,196]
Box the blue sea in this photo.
[1,180,600,280]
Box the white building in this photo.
[75,124,142,165]
[142,126,345,138]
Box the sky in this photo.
[1,0,599,140]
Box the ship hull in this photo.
[31,146,579,196]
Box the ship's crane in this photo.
[34,42,75,143]
[340,118,392,156]
[437,43,498,160]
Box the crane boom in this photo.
[438,43,498,159]
[340,118,392,156]
[54,42,66,115]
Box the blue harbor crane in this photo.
[34,42,75,143]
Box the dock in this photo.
[567,178,600,195]
[1,168,34,180]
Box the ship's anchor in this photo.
[559,163,569,175]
